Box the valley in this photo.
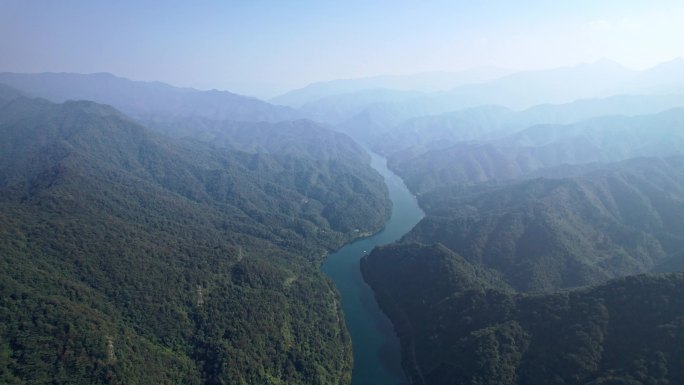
[322,152,423,385]
[3,15,684,383]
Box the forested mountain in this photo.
[312,61,640,132]
[6,2,684,385]
[0,93,390,384]
[363,146,684,385]
[403,157,684,291]
[387,109,684,194]
[0,72,302,123]
[0,83,24,102]
[357,84,684,384]
[297,88,424,125]
[374,93,684,156]
[330,61,631,141]
[5,64,684,385]
[363,246,684,385]
[328,60,684,144]
[142,116,370,162]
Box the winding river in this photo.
[322,152,425,385]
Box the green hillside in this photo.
[142,117,370,162]
[362,155,684,385]
[363,245,684,385]
[403,157,684,291]
[387,109,684,194]
[0,94,390,384]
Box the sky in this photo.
[1,0,684,98]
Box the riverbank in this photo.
[321,152,424,385]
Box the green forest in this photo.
[362,110,684,384]
[363,244,684,385]
[0,89,390,384]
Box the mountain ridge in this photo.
[0,72,302,123]
[270,67,511,107]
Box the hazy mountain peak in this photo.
[648,56,684,69]
[0,72,301,123]
[60,99,129,118]
[270,67,512,107]
[0,82,25,104]
[590,58,628,69]
[641,57,684,78]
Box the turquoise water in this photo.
[321,153,425,385]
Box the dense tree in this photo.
[363,140,684,384]
[363,244,684,385]
[0,92,389,384]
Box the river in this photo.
[321,152,425,385]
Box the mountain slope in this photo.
[388,109,684,194]
[0,95,390,384]
[363,245,684,385]
[356,59,684,385]
[375,93,684,156]
[297,88,424,125]
[0,83,24,103]
[143,116,370,162]
[336,59,684,143]
[402,157,684,291]
[362,155,684,384]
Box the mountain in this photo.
[0,94,391,384]
[335,59,684,143]
[374,93,684,156]
[353,59,684,385]
[297,88,424,125]
[0,72,301,123]
[329,60,633,139]
[402,156,684,291]
[654,250,684,273]
[363,244,684,385]
[625,57,684,94]
[0,83,25,103]
[387,108,684,194]
[374,105,518,155]
[142,116,370,162]
[430,59,637,110]
[334,102,423,144]
[270,67,511,107]
[361,154,684,384]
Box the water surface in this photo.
[322,152,424,385]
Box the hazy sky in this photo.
[1,0,684,97]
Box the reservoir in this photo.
[321,152,425,385]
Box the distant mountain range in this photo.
[326,59,684,143]
[270,67,511,107]
[297,88,425,125]
[5,59,684,145]
[387,108,684,193]
[374,93,684,156]
[0,72,302,123]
